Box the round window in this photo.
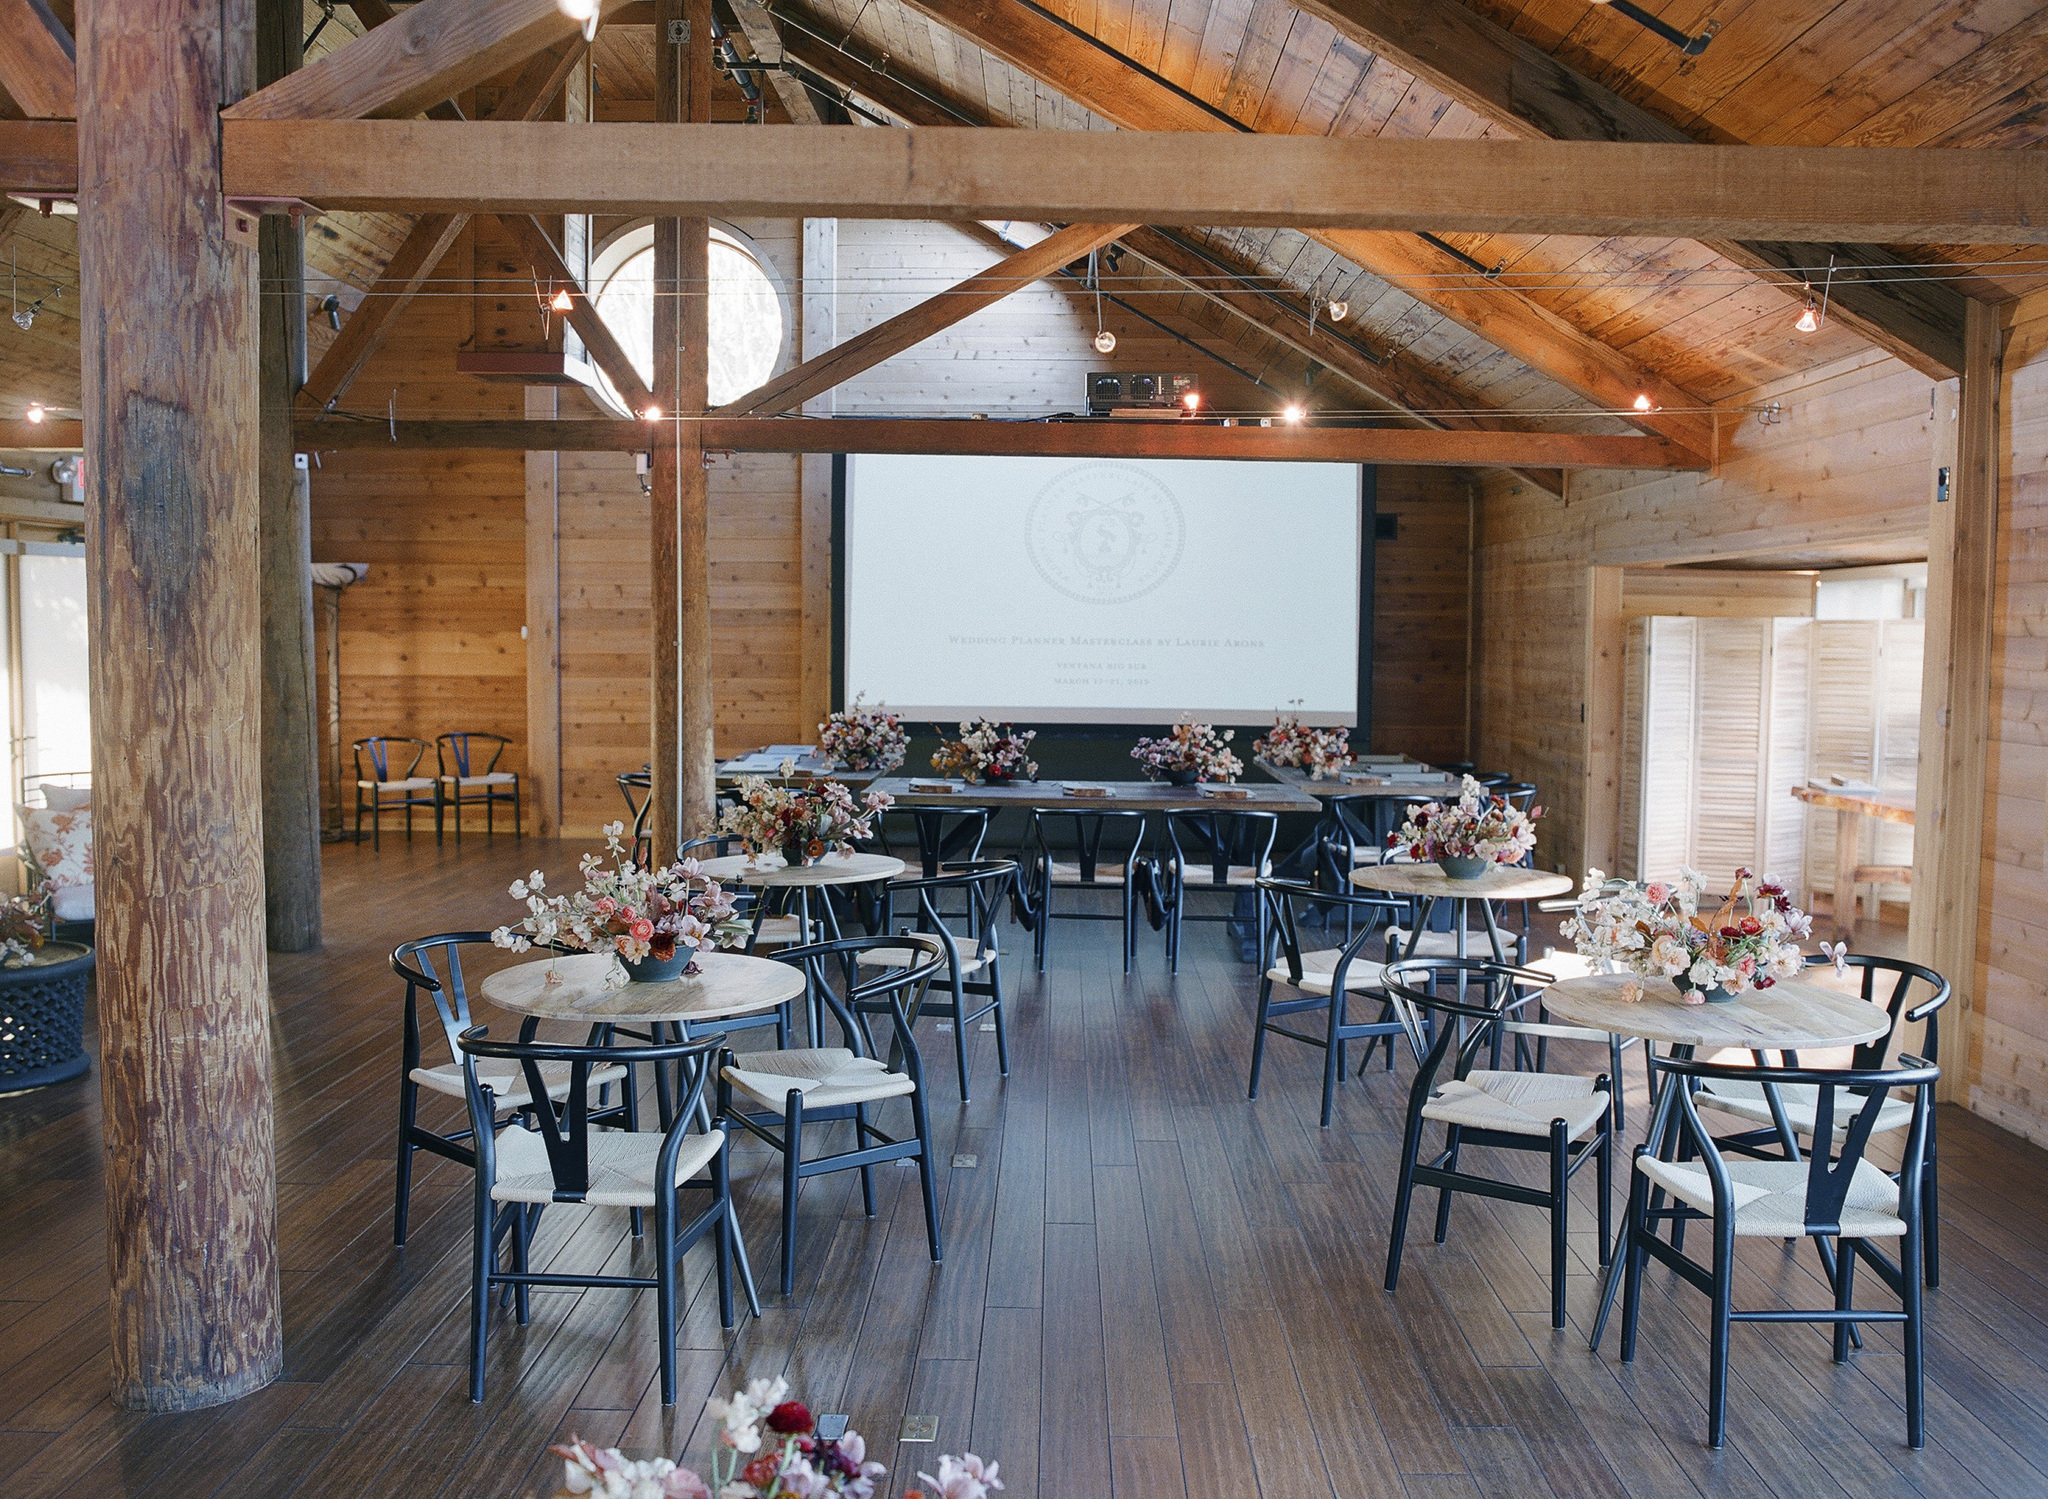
[589,227,786,412]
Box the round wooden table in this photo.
[480,948,807,1026]
[1349,862,1574,963]
[1538,971,1891,1054]
[695,850,905,890]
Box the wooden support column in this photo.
[525,386,563,836]
[79,0,282,1411]
[651,0,716,857]
[798,216,835,736]
[258,0,323,951]
[1581,565,1625,882]
[1912,300,2003,1105]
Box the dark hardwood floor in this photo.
[1,834,2044,1498]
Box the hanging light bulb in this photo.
[558,0,600,42]
[1794,299,1819,334]
[1093,328,1116,355]
[23,402,44,424]
[1631,393,1653,413]
[1326,299,1348,323]
[1182,391,1201,414]
[550,287,575,313]
[10,300,35,332]
[1282,404,1305,425]
[643,405,663,422]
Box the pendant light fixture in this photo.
[1088,248,1115,355]
[1794,254,1836,335]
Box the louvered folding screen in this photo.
[1805,619,1920,907]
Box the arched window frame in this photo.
[584,219,793,417]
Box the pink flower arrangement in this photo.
[931,719,1037,784]
[706,1378,887,1499]
[492,823,750,970]
[1253,704,1353,779]
[551,1437,710,1499]
[818,694,907,773]
[1130,716,1243,783]
[1389,775,1540,865]
[718,771,891,864]
[1562,866,1820,1001]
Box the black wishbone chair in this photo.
[1693,952,1950,1286]
[456,1025,744,1405]
[618,768,653,868]
[879,804,991,879]
[390,933,635,1246]
[1382,957,1614,1330]
[868,861,1016,1101]
[1021,808,1150,973]
[1251,878,1414,1126]
[720,934,947,1294]
[1605,1053,1938,1450]
[1161,808,1278,973]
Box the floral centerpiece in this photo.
[1253,704,1353,779]
[930,719,1037,785]
[1560,867,1822,1003]
[1131,716,1243,785]
[492,823,750,983]
[719,770,891,867]
[0,893,46,967]
[549,1381,999,1499]
[1389,774,1540,880]
[818,694,907,773]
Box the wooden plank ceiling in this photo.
[3,0,2047,434]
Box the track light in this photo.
[1326,300,1348,323]
[321,293,341,331]
[1182,391,1201,414]
[550,287,574,313]
[1282,404,1305,425]
[9,305,31,332]
[643,405,663,422]
[1631,394,1653,413]
[1093,328,1116,355]
[24,402,44,424]
[1796,256,1834,335]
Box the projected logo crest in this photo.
[1025,463,1187,605]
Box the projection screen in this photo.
[840,453,1366,726]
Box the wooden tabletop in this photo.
[866,777,1322,813]
[1538,972,1891,1050]
[696,850,905,887]
[1791,783,1914,824]
[1256,759,1457,801]
[1350,863,1574,901]
[478,949,807,1025]
[715,761,884,789]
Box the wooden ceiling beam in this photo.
[281,415,1701,468]
[1291,0,1966,377]
[0,0,74,118]
[0,119,77,192]
[224,0,629,121]
[879,0,1728,456]
[780,22,1566,491]
[771,10,970,125]
[299,41,584,413]
[213,124,2048,244]
[717,219,1137,416]
[723,0,824,124]
[497,211,656,412]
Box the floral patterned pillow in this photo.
[21,806,92,891]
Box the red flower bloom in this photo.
[767,1401,814,1435]
[1738,916,1762,937]
[741,1456,781,1489]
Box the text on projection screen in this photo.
[843,454,1360,726]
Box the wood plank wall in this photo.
[1974,288,2048,1144]
[1474,350,1939,880]
[1373,465,1472,767]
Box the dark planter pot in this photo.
[0,942,95,1091]
[1162,768,1200,786]
[780,840,819,868]
[1674,973,1736,1003]
[622,949,691,983]
[1437,855,1489,880]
